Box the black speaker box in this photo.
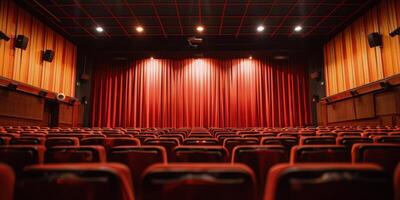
[15,35,29,49]
[368,32,382,48]
[43,50,54,62]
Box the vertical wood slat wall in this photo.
[324,0,400,96]
[0,0,76,97]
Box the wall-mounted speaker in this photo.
[389,27,400,37]
[368,32,382,48]
[7,83,18,90]
[38,90,47,97]
[15,35,29,49]
[42,50,54,62]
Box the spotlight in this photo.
[350,90,358,96]
[256,25,265,32]
[249,56,253,59]
[0,31,10,41]
[150,57,154,60]
[7,83,18,90]
[38,91,47,97]
[380,81,391,90]
[312,95,320,103]
[136,26,144,33]
[294,25,302,32]
[389,27,400,37]
[95,26,104,33]
[196,26,204,33]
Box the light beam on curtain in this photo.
[91,58,311,128]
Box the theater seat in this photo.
[395,164,400,200]
[291,145,350,163]
[141,163,256,200]
[352,143,400,175]
[0,137,10,145]
[0,164,15,200]
[15,163,134,200]
[0,146,45,176]
[108,138,141,147]
[336,137,373,148]
[223,138,259,156]
[45,137,79,147]
[10,137,45,145]
[172,146,229,162]
[134,134,157,143]
[44,146,106,163]
[232,145,288,200]
[373,136,400,144]
[109,146,167,199]
[183,138,219,145]
[261,137,298,150]
[299,136,336,145]
[143,138,180,160]
[265,163,392,200]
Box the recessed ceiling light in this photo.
[95,26,104,33]
[256,25,265,32]
[294,25,302,32]
[136,26,144,33]
[196,26,204,33]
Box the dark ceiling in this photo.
[21,0,378,40]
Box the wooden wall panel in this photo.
[327,99,356,123]
[0,0,76,97]
[324,0,400,96]
[59,103,73,125]
[354,94,375,119]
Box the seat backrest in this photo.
[232,145,288,200]
[216,134,241,144]
[183,138,219,145]
[260,137,298,150]
[10,137,45,145]
[141,163,256,200]
[45,137,79,147]
[15,163,134,200]
[0,164,15,200]
[336,137,373,148]
[223,138,259,156]
[109,146,167,199]
[291,145,350,163]
[44,146,106,163]
[172,146,229,163]
[352,143,400,175]
[159,134,185,144]
[265,163,392,200]
[373,136,400,144]
[143,138,180,159]
[0,146,45,176]
[134,134,157,143]
[108,138,141,148]
[299,136,336,145]
[80,137,107,147]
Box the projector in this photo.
[187,37,203,47]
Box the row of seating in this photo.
[1,143,400,199]
[0,162,399,200]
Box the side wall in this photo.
[0,0,76,97]
[324,0,400,96]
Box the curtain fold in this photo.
[91,58,311,128]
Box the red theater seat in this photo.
[265,163,392,200]
[0,164,15,200]
[80,137,107,146]
[134,134,157,143]
[232,145,288,200]
[373,136,400,144]
[337,132,362,137]
[0,137,10,145]
[10,137,45,145]
[172,146,229,162]
[44,146,106,163]
[395,164,400,200]
[261,137,298,150]
[141,163,256,200]
[159,134,185,144]
[336,137,373,148]
[15,163,134,200]
[352,143,400,175]
[45,137,79,147]
[108,138,141,147]
[109,146,167,199]
[183,138,219,145]
[299,136,336,145]
[0,146,45,176]
[223,138,259,155]
[291,145,350,163]
[217,134,241,144]
[143,138,180,159]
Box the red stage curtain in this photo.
[91,58,311,128]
